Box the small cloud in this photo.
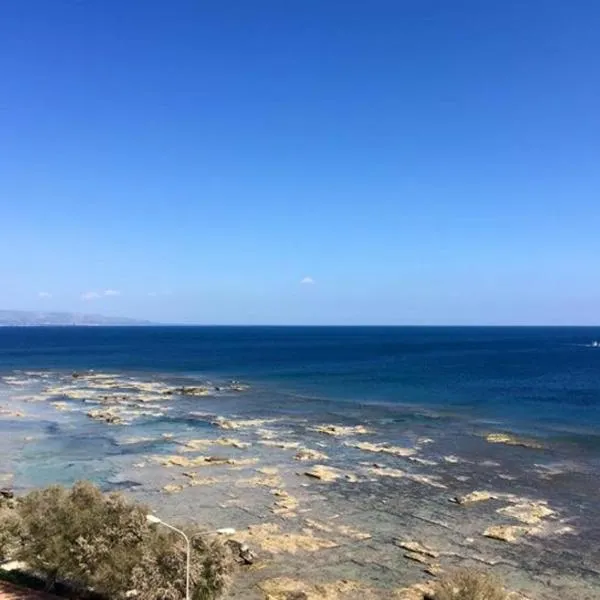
[148,291,172,297]
[300,276,315,285]
[103,289,120,296]
[38,291,52,298]
[81,291,100,301]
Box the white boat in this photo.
[592,341,599,348]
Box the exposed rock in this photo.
[344,441,416,457]
[156,454,258,468]
[295,448,329,461]
[225,539,256,565]
[368,466,405,479]
[182,437,250,451]
[271,489,299,516]
[303,519,370,541]
[497,500,556,524]
[312,424,373,436]
[304,465,343,482]
[392,582,436,600]
[483,524,531,542]
[396,540,439,558]
[334,524,371,540]
[213,417,279,430]
[424,565,444,577]
[231,523,337,554]
[162,483,185,494]
[485,433,543,449]
[0,488,14,500]
[407,473,447,489]
[259,577,379,600]
[443,455,463,464]
[303,519,334,534]
[452,490,497,504]
[258,466,280,475]
[188,476,220,487]
[404,551,432,565]
[237,467,283,488]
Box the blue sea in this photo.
[1,325,600,439]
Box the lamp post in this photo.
[146,514,191,600]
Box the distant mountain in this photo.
[0,310,153,326]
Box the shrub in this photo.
[0,481,233,599]
[131,528,233,600]
[432,569,508,600]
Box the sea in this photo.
[2,325,600,436]
[2,326,600,598]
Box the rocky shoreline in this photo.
[1,370,599,599]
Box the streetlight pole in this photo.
[146,514,191,600]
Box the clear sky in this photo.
[1,1,599,325]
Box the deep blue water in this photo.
[1,326,600,438]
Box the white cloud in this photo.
[38,291,52,298]
[81,291,100,301]
[103,289,121,296]
[148,291,172,297]
[300,276,315,285]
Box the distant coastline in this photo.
[0,310,152,327]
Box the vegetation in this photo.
[432,569,507,600]
[0,481,233,599]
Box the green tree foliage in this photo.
[433,569,508,600]
[0,481,233,599]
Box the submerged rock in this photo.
[485,433,543,449]
[86,409,123,424]
[312,424,372,436]
[344,440,416,457]
[259,440,300,450]
[295,448,329,461]
[169,386,211,397]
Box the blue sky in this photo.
[1,1,599,324]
